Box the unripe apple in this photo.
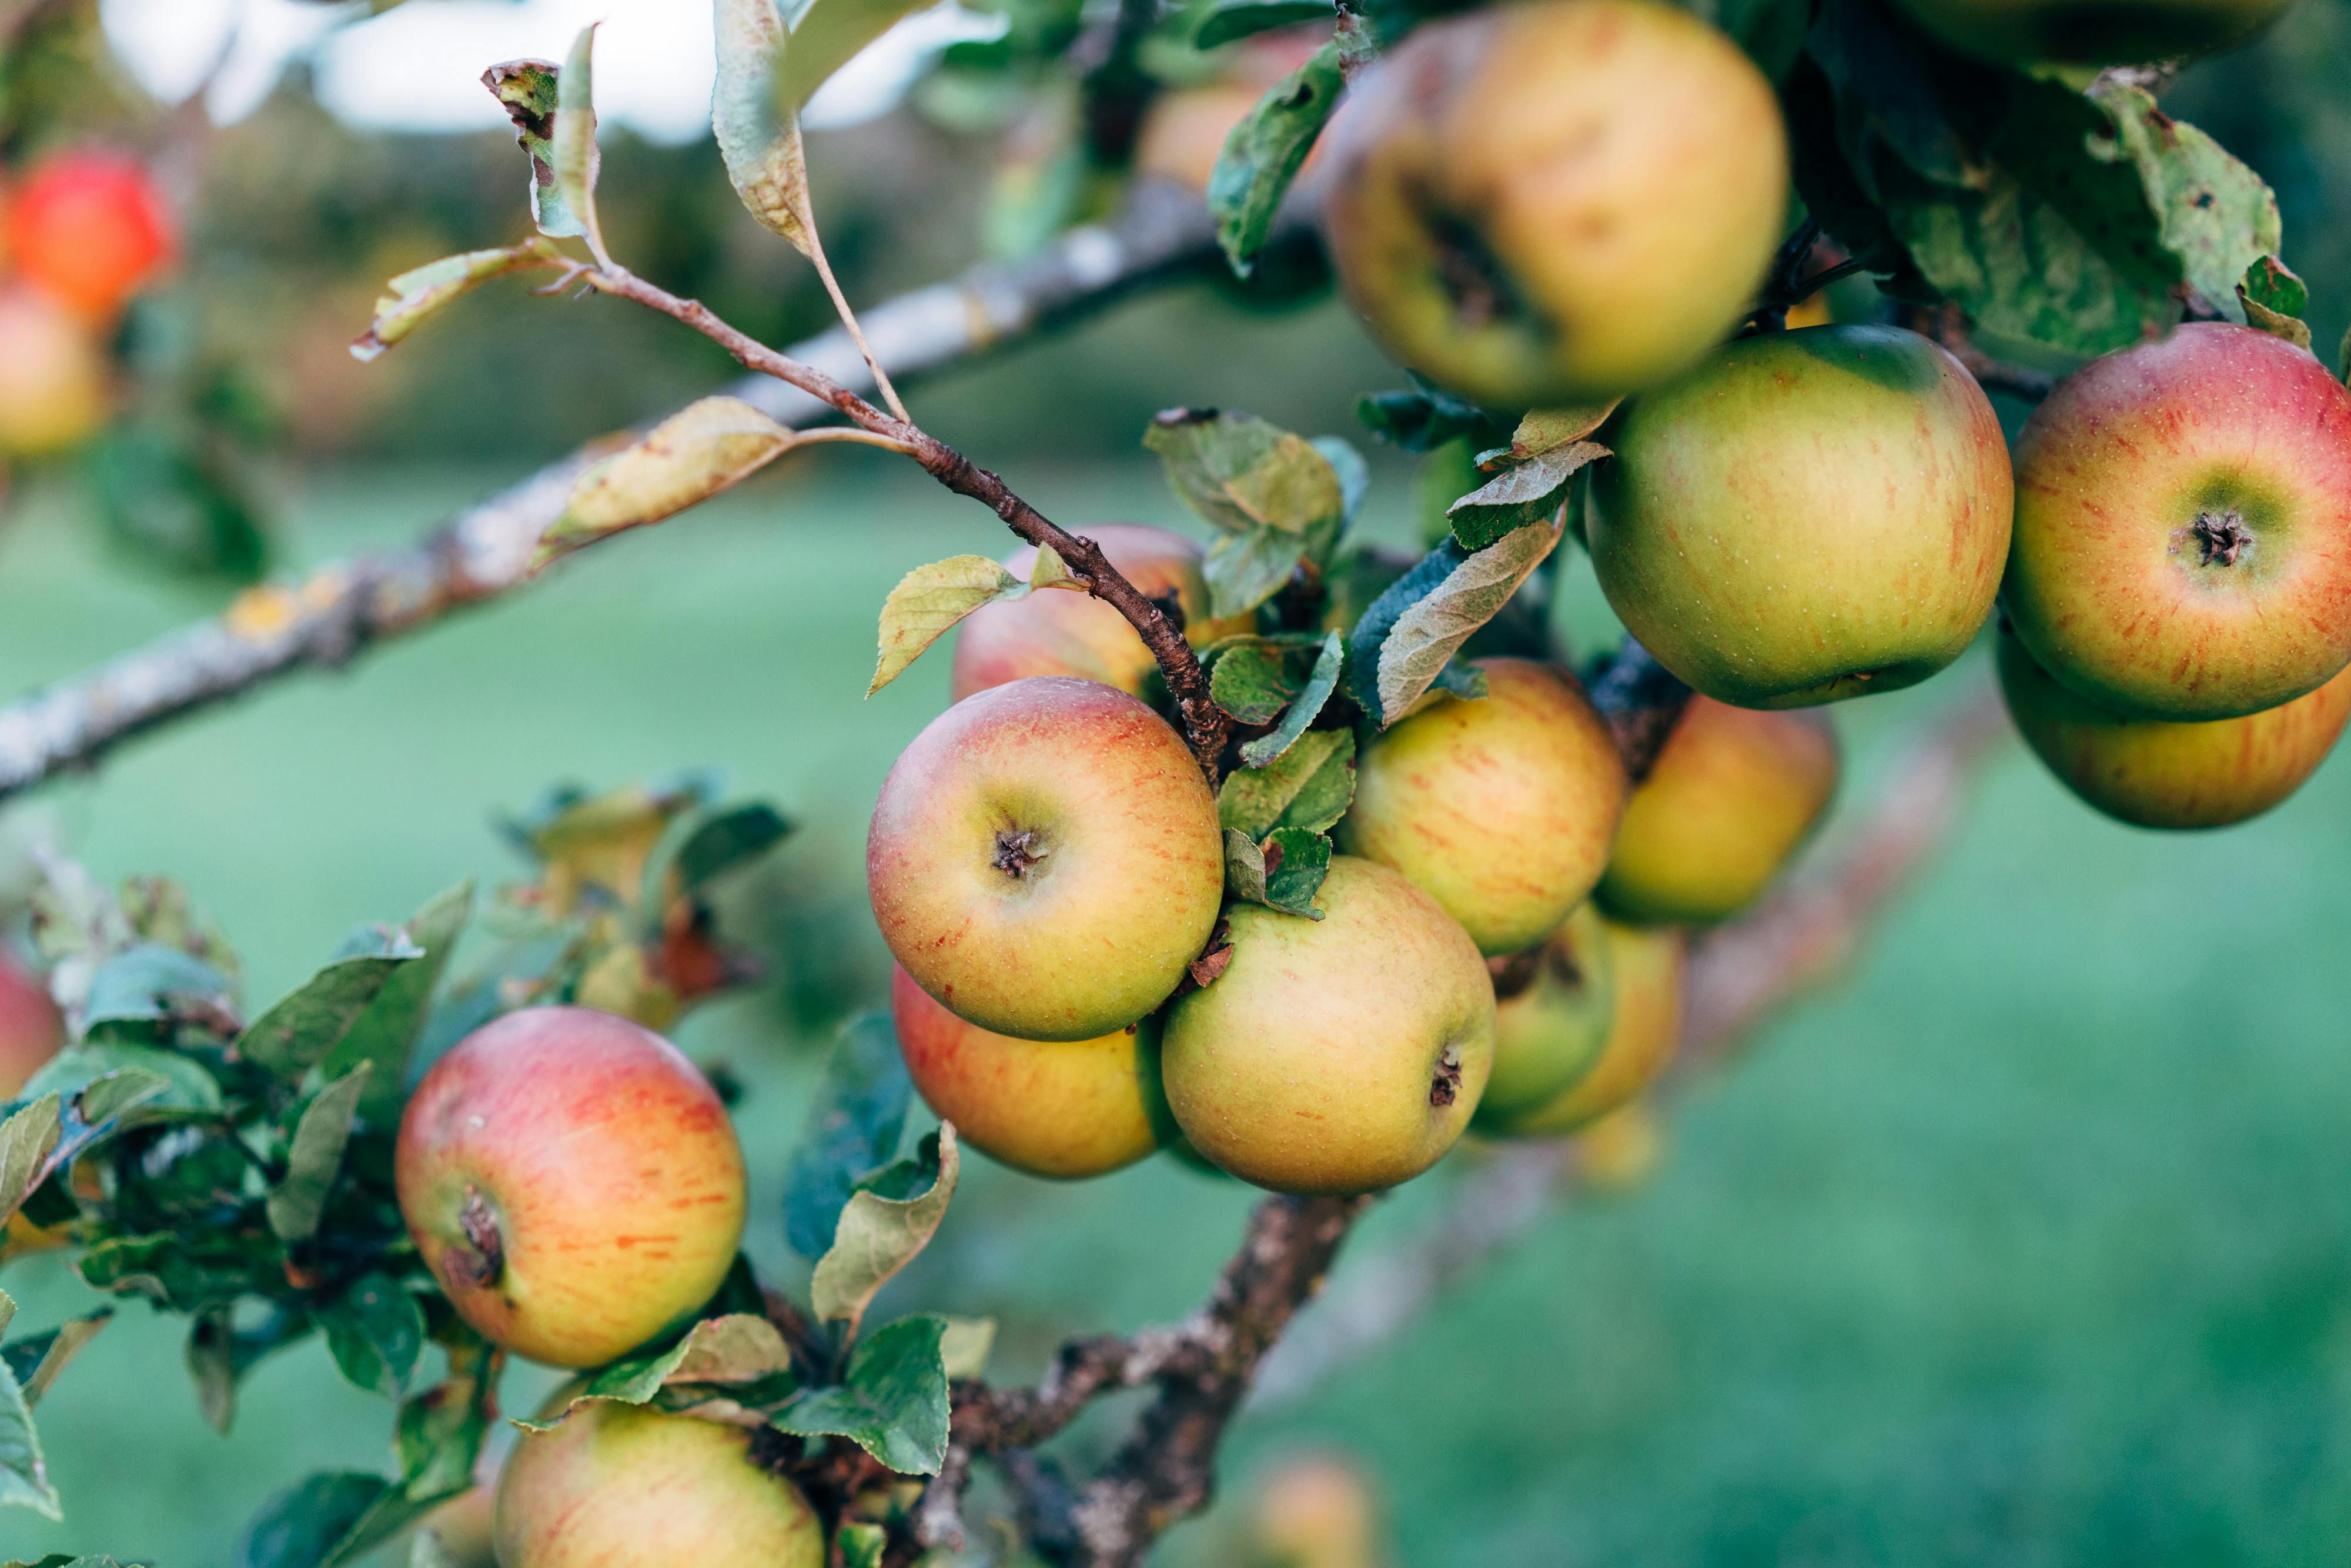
[1250,1453,1384,1568]
[951,524,1252,701]
[1589,325,2013,708]
[1336,658,1628,956]
[868,677,1226,1041]
[495,1399,823,1567]
[412,1485,497,1567]
[0,287,107,457]
[1161,855,1495,1195]
[1472,902,1616,1130]
[6,149,175,323]
[1998,628,2351,830]
[2005,323,2351,722]
[0,953,62,1099]
[1598,697,1839,923]
[395,1006,747,1368]
[1574,1098,1663,1191]
[1322,0,1788,408]
[1481,918,1683,1138]
[1891,0,2295,64]
[890,964,1172,1178]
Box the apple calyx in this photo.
[1427,208,1524,334]
[1429,1047,1464,1108]
[992,827,1051,878]
[445,1188,507,1289]
[2186,509,2254,568]
[1489,948,1541,1002]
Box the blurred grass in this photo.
[3,356,2351,1564]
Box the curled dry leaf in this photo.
[537,397,804,565]
[349,240,564,363]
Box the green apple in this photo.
[1998,628,2351,830]
[1336,657,1628,956]
[1249,1453,1384,1568]
[868,676,1226,1041]
[1589,325,2014,708]
[2006,322,2351,721]
[1160,856,1495,1195]
[891,964,1174,1178]
[1482,917,1683,1138]
[496,1400,824,1567]
[1321,0,1788,407]
[1472,901,1617,1130]
[395,1005,747,1368]
[1598,697,1839,923]
[1891,0,2296,63]
[951,523,1253,701]
[0,954,61,1099]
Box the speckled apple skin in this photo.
[2006,323,2351,721]
[395,1005,745,1368]
[1484,918,1684,1139]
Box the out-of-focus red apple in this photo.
[2006,323,2351,721]
[951,524,1252,700]
[0,287,106,457]
[0,954,62,1099]
[8,149,175,323]
[395,1006,747,1368]
[868,677,1226,1041]
[890,965,1172,1179]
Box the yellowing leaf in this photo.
[539,397,801,564]
[714,0,815,255]
[554,25,610,266]
[811,1125,959,1342]
[1028,540,1084,593]
[867,556,1022,696]
[1510,402,1618,457]
[1376,520,1562,723]
[350,240,563,362]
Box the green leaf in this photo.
[240,1473,389,1568]
[1376,521,1560,724]
[811,1125,959,1342]
[1218,727,1356,838]
[2085,77,2279,323]
[554,25,611,266]
[772,1313,950,1475]
[540,397,807,565]
[938,1315,995,1380]
[189,1306,316,1435]
[672,805,793,894]
[349,240,563,363]
[868,555,1024,696]
[1313,435,1369,526]
[240,939,422,1080]
[1207,25,1363,276]
[531,1313,795,1427]
[1203,526,1306,621]
[2237,254,2312,350]
[0,1358,57,1520]
[784,1014,912,1259]
[1238,631,1344,768]
[1355,382,1501,454]
[1447,441,1607,551]
[316,1275,424,1400]
[0,1098,59,1230]
[1210,643,1302,726]
[782,0,934,114]
[1195,0,1334,47]
[326,881,474,1119]
[838,1522,887,1568]
[267,1066,372,1244]
[81,942,233,1031]
[1223,826,1330,917]
[3,1310,112,1408]
[1144,409,1346,539]
[714,0,816,256]
[483,59,588,240]
[1345,539,1465,725]
[79,1232,277,1314]
[19,1042,220,1122]
[2339,323,2350,387]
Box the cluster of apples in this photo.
[0,148,174,462]
[870,524,1841,1198]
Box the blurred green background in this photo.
[8,0,2351,1561]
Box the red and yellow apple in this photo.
[1998,628,2351,830]
[1892,0,2295,64]
[6,148,175,323]
[890,964,1172,1178]
[1472,902,1616,1131]
[1161,855,1495,1194]
[868,676,1226,1041]
[395,1005,747,1368]
[1322,0,1787,407]
[2006,323,2351,721]
[496,1400,823,1567]
[1480,918,1683,1138]
[1598,697,1840,923]
[1336,658,1628,956]
[1249,1453,1384,1568]
[951,524,1251,700]
[1591,325,2012,708]
[0,954,62,1099]
[0,287,106,457]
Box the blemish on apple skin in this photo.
[1428,1048,1464,1108]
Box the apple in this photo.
[1472,902,1616,1131]
[0,954,61,1099]
[1159,855,1496,1195]
[951,524,1252,701]
[1588,325,2013,708]
[1480,918,1683,1138]
[496,1399,824,1567]
[890,964,1173,1178]
[2005,323,2351,722]
[1250,1453,1383,1568]
[1320,0,1787,408]
[0,287,106,457]
[1598,697,1840,923]
[1335,657,1628,956]
[1998,628,2351,830]
[1891,0,2295,64]
[1574,1098,1663,1191]
[6,149,175,323]
[868,676,1226,1041]
[395,1005,747,1368]
[412,1484,497,1567]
